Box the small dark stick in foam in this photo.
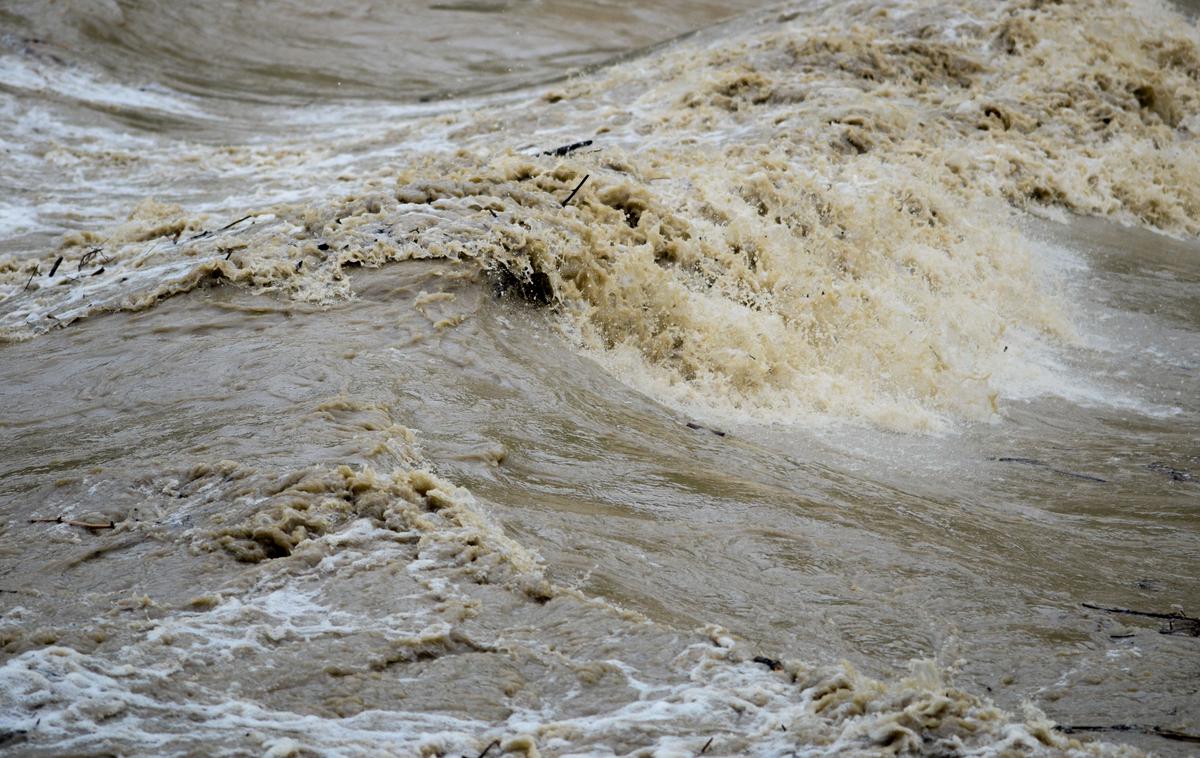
[475,739,501,758]
[543,139,593,157]
[753,655,782,671]
[78,247,104,271]
[561,174,589,207]
[29,516,115,530]
[686,421,727,438]
[188,214,254,242]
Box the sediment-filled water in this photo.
[1,1,1198,755]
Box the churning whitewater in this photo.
[1,0,1198,755]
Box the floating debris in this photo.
[561,174,589,207]
[543,139,593,157]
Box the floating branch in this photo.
[993,456,1106,483]
[468,739,500,758]
[187,214,255,242]
[29,516,115,530]
[753,655,783,671]
[543,139,593,157]
[1055,724,1200,744]
[22,266,38,291]
[701,737,714,754]
[78,247,109,271]
[1082,602,1195,621]
[48,256,63,277]
[561,174,589,207]
[1082,602,1200,637]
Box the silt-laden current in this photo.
[1,1,1198,755]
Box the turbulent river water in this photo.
[1,1,1199,755]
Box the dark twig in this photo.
[91,267,105,277]
[686,421,727,438]
[700,736,714,754]
[1082,602,1194,621]
[78,247,105,271]
[48,256,63,277]
[993,457,1106,483]
[29,516,115,530]
[1055,724,1200,743]
[543,139,593,157]
[470,739,500,758]
[561,175,589,207]
[23,267,38,291]
[187,214,254,242]
[753,655,782,671]
[1083,603,1199,636]
[218,214,253,232]
[1147,727,1199,743]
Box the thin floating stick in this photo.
[561,174,589,207]
[543,139,593,157]
[474,739,501,758]
[48,256,63,277]
[1055,724,1200,744]
[187,214,255,242]
[994,457,1106,483]
[78,247,107,271]
[1082,602,1195,621]
[29,516,115,530]
[700,737,714,754]
[218,214,253,232]
[22,266,38,291]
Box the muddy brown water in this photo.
[1,1,1199,755]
